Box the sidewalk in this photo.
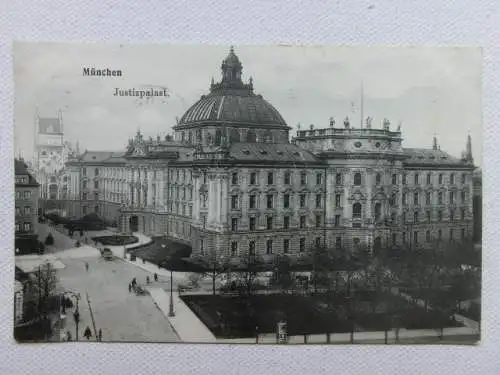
[149,288,216,343]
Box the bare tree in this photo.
[236,248,263,296]
[194,249,232,295]
[34,262,59,316]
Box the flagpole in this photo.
[360,80,364,129]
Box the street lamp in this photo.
[161,244,175,317]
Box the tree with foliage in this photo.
[196,249,232,295]
[236,248,264,296]
[270,254,294,292]
[44,233,54,246]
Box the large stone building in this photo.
[15,159,40,254]
[64,47,477,258]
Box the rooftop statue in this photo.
[344,116,350,129]
[365,116,372,129]
[329,117,335,127]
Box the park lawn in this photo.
[181,291,463,339]
[92,235,139,246]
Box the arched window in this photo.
[374,202,381,220]
[352,202,362,218]
[375,173,381,185]
[246,130,257,142]
[354,172,362,186]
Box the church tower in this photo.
[33,109,66,200]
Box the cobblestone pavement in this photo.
[56,256,180,343]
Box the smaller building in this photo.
[15,159,40,254]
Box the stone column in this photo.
[147,168,153,207]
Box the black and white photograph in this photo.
[13,42,482,345]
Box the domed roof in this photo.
[176,47,289,129]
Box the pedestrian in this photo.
[131,278,137,287]
[85,262,89,272]
[146,276,150,284]
[66,331,72,342]
[154,273,158,282]
[128,283,132,293]
[98,328,102,342]
[84,326,92,340]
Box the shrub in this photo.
[44,233,54,246]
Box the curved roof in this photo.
[178,92,288,128]
[176,47,288,129]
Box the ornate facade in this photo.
[64,48,477,258]
[31,110,76,202]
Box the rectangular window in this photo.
[449,191,454,204]
[266,239,273,254]
[402,232,406,244]
[450,174,455,185]
[231,218,238,231]
[300,194,306,208]
[15,207,20,216]
[449,229,454,242]
[414,212,419,223]
[335,215,341,227]
[283,171,291,185]
[83,193,88,200]
[316,173,322,185]
[15,223,20,232]
[249,217,256,231]
[413,192,419,205]
[283,194,290,209]
[94,180,99,189]
[249,241,255,255]
[426,231,431,242]
[300,215,306,228]
[461,209,465,220]
[439,174,443,184]
[427,173,432,185]
[438,192,443,205]
[249,195,257,209]
[414,173,419,185]
[413,231,418,244]
[250,172,257,185]
[315,194,322,208]
[461,191,466,203]
[392,233,397,244]
[402,193,407,205]
[266,216,273,230]
[267,194,274,209]
[267,172,274,185]
[300,172,307,185]
[15,191,21,199]
[231,195,239,209]
[438,230,442,241]
[335,194,341,208]
[402,212,406,223]
[402,174,407,185]
[461,228,465,240]
[426,211,431,223]
[392,174,397,185]
[450,209,454,221]
[315,237,322,248]
[461,173,466,184]
[335,236,342,249]
[426,192,431,205]
[336,173,342,185]
[231,241,238,256]
[24,191,31,199]
[315,215,322,228]
[83,168,87,177]
[283,216,290,229]
[24,206,31,216]
[24,223,31,232]
[231,172,238,185]
[438,211,443,221]
[283,239,290,254]
[299,238,306,252]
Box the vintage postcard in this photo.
[13,43,482,344]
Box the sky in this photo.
[13,43,482,165]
